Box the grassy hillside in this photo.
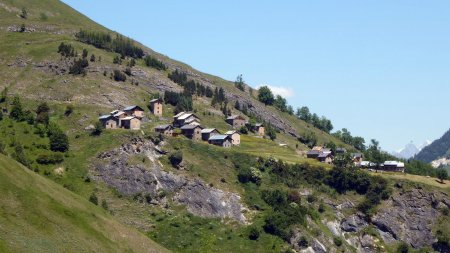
[0,154,169,253]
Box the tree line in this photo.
[75,29,144,59]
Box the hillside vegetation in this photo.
[0,154,169,253]
[415,129,450,163]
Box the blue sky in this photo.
[62,0,450,152]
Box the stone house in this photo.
[98,115,119,129]
[381,161,405,172]
[121,116,141,130]
[155,124,173,136]
[318,152,334,164]
[307,150,320,159]
[173,112,200,127]
[208,135,232,148]
[225,130,241,145]
[180,124,203,141]
[149,98,163,116]
[201,128,220,141]
[123,105,145,119]
[226,115,246,129]
[352,153,364,164]
[255,123,265,136]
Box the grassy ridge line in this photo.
[0,154,170,253]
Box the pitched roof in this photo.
[201,128,218,134]
[352,153,363,158]
[312,146,323,151]
[113,111,125,117]
[227,115,245,120]
[318,153,332,158]
[178,113,196,120]
[185,117,200,123]
[255,123,263,127]
[99,114,115,120]
[307,150,320,155]
[155,124,172,130]
[149,98,162,103]
[173,112,186,118]
[208,134,230,141]
[110,110,119,115]
[180,124,203,130]
[121,116,136,120]
[123,105,144,111]
[225,130,238,135]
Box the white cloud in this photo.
[257,84,295,98]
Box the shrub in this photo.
[0,141,6,155]
[437,168,448,183]
[113,70,126,82]
[89,193,98,205]
[396,242,409,253]
[92,121,103,136]
[124,67,132,76]
[48,124,69,152]
[36,152,64,164]
[298,236,309,248]
[101,199,108,210]
[169,151,183,167]
[69,58,89,75]
[333,237,343,247]
[248,226,260,240]
[239,126,248,134]
[64,105,74,116]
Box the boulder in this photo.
[341,213,368,232]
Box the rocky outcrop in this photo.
[340,213,368,232]
[372,188,449,248]
[92,137,247,223]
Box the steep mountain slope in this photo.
[0,0,350,150]
[0,154,169,253]
[415,129,450,163]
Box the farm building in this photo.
[318,152,333,164]
[149,98,163,116]
[225,130,240,145]
[155,124,174,136]
[226,115,246,129]
[121,116,141,130]
[208,135,232,148]
[180,124,203,141]
[123,105,145,119]
[173,112,200,127]
[381,161,405,172]
[201,128,220,141]
[98,115,120,129]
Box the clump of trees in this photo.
[295,106,333,133]
[58,42,75,57]
[257,86,274,105]
[332,128,365,150]
[163,90,193,113]
[144,55,167,71]
[75,29,144,58]
[168,70,214,98]
[235,74,245,91]
[69,58,89,75]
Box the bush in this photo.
[48,124,69,152]
[169,151,183,167]
[69,58,89,75]
[113,70,126,82]
[0,141,6,155]
[437,168,448,183]
[298,236,309,248]
[92,121,103,136]
[64,105,74,116]
[89,193,98,205]
[36,152,64,164]
[396,242,409,253]
[248,226,260,240]
[333,237,343,247]
[239,126,248,134]
[101,199,108,210]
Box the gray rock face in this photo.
[93,137,247,223]
[341,213,368,232]
[372,188,449,248]
[311,238,327,253]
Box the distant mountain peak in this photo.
[392,140,430,160]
